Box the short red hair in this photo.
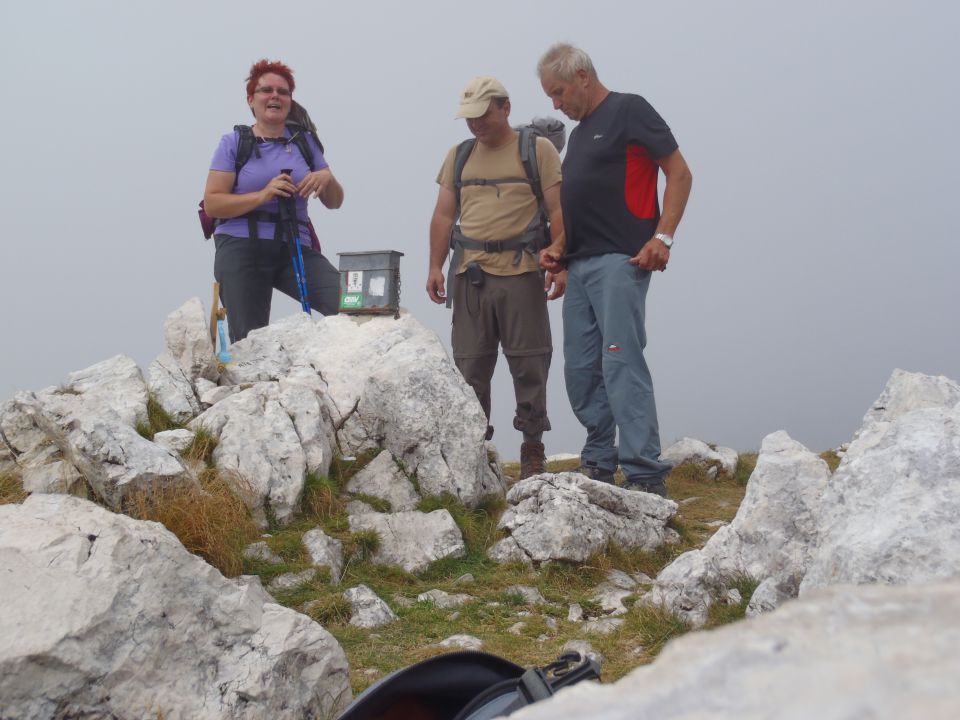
[245,59,295,97]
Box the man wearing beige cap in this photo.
[427,76,566,479]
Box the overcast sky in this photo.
[2,0,957,458]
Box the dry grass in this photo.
[125,469,259,577]
[0,470,27,505]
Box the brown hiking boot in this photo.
[519,441,546,479]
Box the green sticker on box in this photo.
[340,293,363,309]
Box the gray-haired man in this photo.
[537,43,692,497]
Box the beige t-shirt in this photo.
[437,134,561,276]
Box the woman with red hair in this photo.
[204,59,344,342]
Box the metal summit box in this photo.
[337,250,404,318]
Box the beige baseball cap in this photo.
[456,76,509,118]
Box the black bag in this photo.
[337,650,600,720]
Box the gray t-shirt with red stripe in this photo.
[560,92,678,259]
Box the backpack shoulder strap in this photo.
[453,138,477,217]
[231,125,260,191]
[518,126,544,207]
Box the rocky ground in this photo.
[2,299,959,719]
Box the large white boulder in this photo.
[189,380,332,527]
[510,580,960,720]
[801,403,960,593]
[13,389,191,510]
[219,313,505,507]
[488,473,677,565]
[0,494,351,719]
[644,431,830,625]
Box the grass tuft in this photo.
[733,452,758,486]
[705,575,759,627]
[136,394,183,440]
[125,469,258,577]
[0,470,27,505]
[343,529,381,562]
[183,427,218,465]
[819,450,842,473]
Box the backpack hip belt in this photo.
[445,227,542,309]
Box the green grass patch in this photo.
[819,450,842,472]
[183,427,218,465]
[733,452,758,486]
[705,575,759,628]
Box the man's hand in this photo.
[426,267,447,304]
[545,269,567,300]
[630,237,670,272]
[539,242,566,273]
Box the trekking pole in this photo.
[279,169,311,315]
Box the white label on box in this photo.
[368,276,386,297]
[346,271,363,293]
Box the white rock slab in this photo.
[417,589,474,608]
[243,541,283,565]
[505,585,548,606]
[153,428,196,455]
[489,473,677,564]
[148,352,202,424]
[509,581,960,720]
[644,431,829,626]
[801,404,960,593]
[348,509,466,574]
[660,437,738,478]
[163,297,219,383]
[344,585,398,628]
[189,382,316,526]
[435,634,483,650]
[16,390,192,510]
[220,313,505,508]
[302,527,344,584]
[0,494,351,719]
[345,449,420,511]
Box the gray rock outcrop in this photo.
[488,473,678,565]
[344,585,398,628]
[348,508,466,574]
[345,449,420,511]
[644,431,829,625]
[510,581,960,720]
[0,494,351,719]
[660,437,738,478]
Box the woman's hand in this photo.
[297,168,335,199]
[258,173,298,204]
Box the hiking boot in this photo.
[624,477,668,498]
[575,462,615,484]
[519,441,546,479]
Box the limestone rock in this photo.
[153,428,196,455]
[163,297,218,382]
[344,585,398,629]
[345,449,420,511]
[508,581,960,720]
[147,352,202,423]
[489,473,677,564]
[15,389,192,510]
[189,382,321,526]
[801,403,960,593]
[582,618,624,635]
[643,431,829,626]
[243,541,283,565]
[592,570,638,616]
[348,509,466,574]
[303,527,344,584]
[220,313,505,508]
[268,570,316,593]
[435,634,483,650]
[505,585,548,606]
[417,589,474,608]
[0,494,351,719]
[660,437,738,478]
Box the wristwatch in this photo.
[654,233,674,249]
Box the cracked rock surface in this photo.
[0,494,351,720]
[488,473,677,564]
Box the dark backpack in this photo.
[337,650,599,720]
[198,121,324,250]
